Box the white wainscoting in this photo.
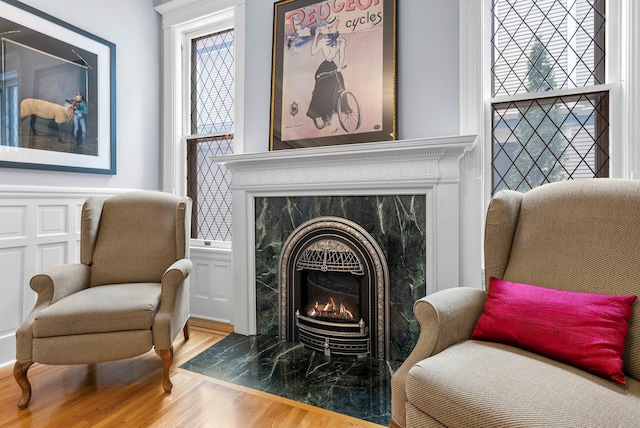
[0,186,233,368]
[189,246,232,324]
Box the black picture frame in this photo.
[0,0,116,174]
[270,0,396,151]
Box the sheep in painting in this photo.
[20,98,74,143]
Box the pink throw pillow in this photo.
[472,277,637,384]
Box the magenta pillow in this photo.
[472,277,637,384]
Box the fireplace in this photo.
[279,217,389,359]
[212,136,477,361]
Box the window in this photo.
[490,0,610,193]
[186,30,235,242]
[156,0,244,247]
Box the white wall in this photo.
[1,0,163,190]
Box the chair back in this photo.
[81,191,190,287]
[485,179,640,381]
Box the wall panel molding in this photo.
[190,247,232,324]
[0,186,127,368]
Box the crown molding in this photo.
[155,0,243,28]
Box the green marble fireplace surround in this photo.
[256,195,426,361]
[213,136,477,364]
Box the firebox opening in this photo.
[280,217,390,360]
[301,270,361,323]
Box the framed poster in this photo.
[270,0,396,151]
[0,0,116,174]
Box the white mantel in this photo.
[213,135,477,334]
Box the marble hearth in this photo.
[213,136,476,361]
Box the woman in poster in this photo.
[272,0,393,150]
[306,18,347,129]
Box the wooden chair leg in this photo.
[14,360,34,409]
[389,418,403,428]
[155,347,174,393]
[183,319,190,341]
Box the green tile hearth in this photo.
[180,333,398,425]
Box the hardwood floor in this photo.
[0,319,385,427]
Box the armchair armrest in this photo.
[31,263,91,305]
[159,259,193,302]
[153,258,193,349]
[161,258,193,284]
[16,264,90,361]
[390,287,487,428]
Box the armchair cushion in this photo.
[472,277,637,384]
[32,283,161,338]
[406,341,640,427]
[89,192,184,287]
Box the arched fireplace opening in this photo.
[279,216,390,360]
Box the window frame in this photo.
[460,0,636,206]
[156,0,246,250]
[489,0,615,195]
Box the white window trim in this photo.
[155,0,246,199]
[459,0,640,201]
[620,0,640,179]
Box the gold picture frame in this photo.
[270,0,397,151]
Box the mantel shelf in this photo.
[212,135,477,171]
[212,135,477,192]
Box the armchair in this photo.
[14,191,193,409]
[391,179,640,427]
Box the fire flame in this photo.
[307,297,355,321]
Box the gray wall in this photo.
[0,0,162,190]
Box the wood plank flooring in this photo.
[0,319,385,428]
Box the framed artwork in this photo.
[0,0,116,174]
[270,0,396,151]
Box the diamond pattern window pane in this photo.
[492,0,605,97]
[187,135,233,241]
[187,28,235,242]
[191,30,235,134]
[492,91,609,194]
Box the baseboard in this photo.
[189,317,234,334]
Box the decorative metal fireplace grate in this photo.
[296,240,364,274]
[279,217,390,360]
[295,239,369,357]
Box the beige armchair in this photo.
[391,179,640,427]
[14,191,193,409]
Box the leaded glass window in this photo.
[491,0,609,194]
[187,29,235,241]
